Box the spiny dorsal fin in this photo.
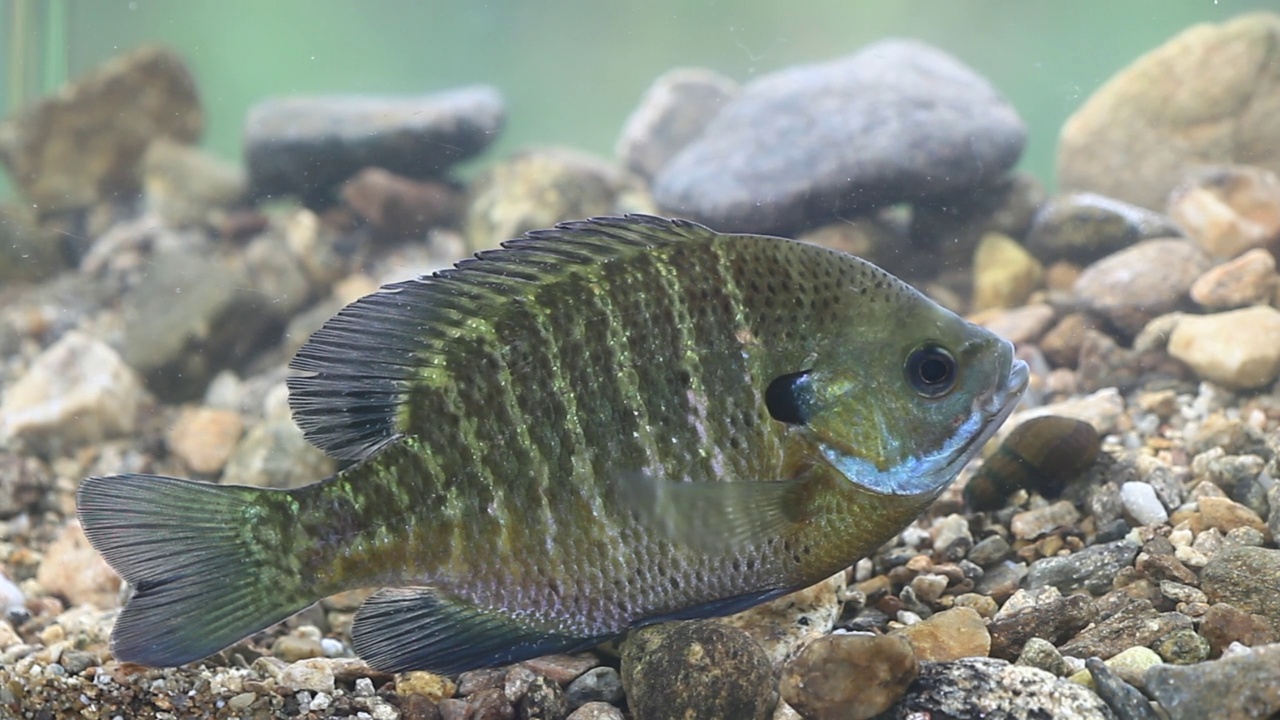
[351,586,605,674]
[287,214,723,461]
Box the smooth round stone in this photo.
[1072,238,1211,337]
[779,633,918,720]
[1168,306,1280,390]
[1121,482,1170,526]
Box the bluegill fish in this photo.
[77,215,1027,674]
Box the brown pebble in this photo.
[521,654,601,685]
[779,633,918,720]
[896,607,991,661]
[1198,603,1277,657]
[165,405,244,474]
[1198,496,1271,540]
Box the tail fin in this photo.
[76,474,314,667]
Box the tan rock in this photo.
[974,303,1055,346]
[722,571,845,666]
[1073,238,1211,336]
[972,232,1043,311]
[896,607,991,662]
[1039,312,1095,369]
[35,521,120,609]
[1199,496,1271,540]
[1190,248,1277,310]
[779,633,917,720]
[395,670,456,702]
[1058,13,1280,210]
[166,405,244,474]
[1169,165,1280,259]
[1168,305,1280,389]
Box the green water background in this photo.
[1,0,1274,201]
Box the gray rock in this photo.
[465,147,653,251]
[565,667,623,709]
[621,621,775,720]
[142,138,247,228]
[988,592,1095,661]
[968,535,1011,567]
[1146,643,1280,720]
[518,674,569,720]
[876,657,1116,719]
[1201,546,1280,632]
[615,68,737,180]
[1073,239,1212,338]
[245,86,504,204]
[0,203,66,284]
[1059,597,1193,660]
[1086,657,1161,720]
[1025,192,1180,265]
[0,45,202,214]
[652,39,1025,236]
[1026,540,1141,595]
[0,330,149,456]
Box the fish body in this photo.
[77,215,1027,674]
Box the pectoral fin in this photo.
[611,472,806,550]
[351,586,606,674]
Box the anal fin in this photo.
[351,587,606,675]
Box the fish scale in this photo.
[77,214,1027,674]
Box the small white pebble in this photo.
[1169,526,1194,548]
[1222,642,1252,659]
[1175,545,1210,568]
[371,700,401,720]
[896,610,923,626]
[321,637,346,657]
[310,692,332,712]
[854,557,874,583]
[1062,656,1086,675]
[354,677,375,697]
[1121,482,1169,526]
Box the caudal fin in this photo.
[76,474,313,667]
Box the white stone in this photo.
[0,331,147,454]
[1120,482,1170,526]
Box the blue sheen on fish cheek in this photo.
[820,410,985,496]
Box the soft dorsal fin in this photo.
[287,214,722,461]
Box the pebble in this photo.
[34,521,120,609]
[1146,642,1280,720]
[1057,13,1280,210]
[1069,646,1162,689]
[778,633,917,720]
[1159,581,1207,606]
[877,657,1116,720]
[1085,657,1162,720]
[1197,603,1277,657]
[1120,483,1169,527]
[1011,500,1081,540]
[896,607,990,662]
[1015,637,1070,677]
[1167,305,1280,390]
[1026,540,1141,595]
[565,667,623,709]
[1059,596,1192,660]
[1189,248,1277,310]
[968,535,1011,567]
[341,167,465,239]
[278,657,337,694]
[1201,546,1280,631]
[270,629,326,663]
[1168,165,1280,259]
[1039,312,1095,369]
[1198,496,1270,539]
[1152,628,1211,664]
[931,514,974,561]
[971,233,1043,311]
[1072,238,1211,337]
[165,405,244,475]
[620,621,775,720]
[987,592,1095,661]
[245,86,504,204]
[615,67,738,180]
[1025,192,1180,264]
[652,39,1024,235]
[974,303,1056,347]
[0,331,149,457]
[520,654,601,686]
[0,46,201,214]
[142,138,247,229]
[566,702,624,720]
[518,674,569,720]
[722,572,844,666]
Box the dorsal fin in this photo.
[287,214,722,460]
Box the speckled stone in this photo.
[1201,547,1280,632]
[1026,540,1141,595]
[1198,603,1277,657]
[721,572,844,667]
[988,593,1096,661]
[565,667,623,709]
[1146,643,1280,720]
[1153,628,1211,664]
[1016,637,1070,677]
[566,703,624,720]
[1011,501,1082,541]
[1059,596,1193,661]
[877,657,1116,719]
[621,621,775,720]
[778,633,917,720]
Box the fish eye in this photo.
[765,370,813,425]
[904,345,957,398]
